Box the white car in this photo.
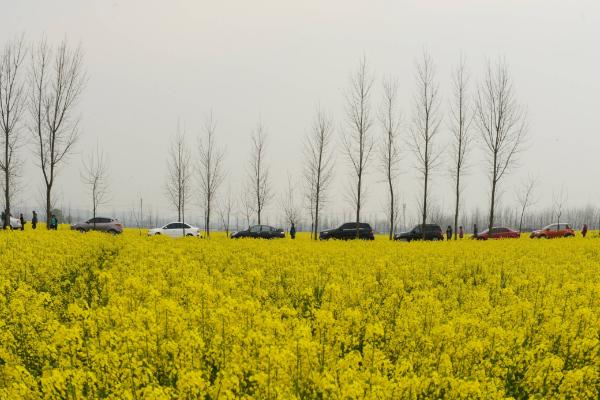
[148,222,201,238]
[4,215,21,229]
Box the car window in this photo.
[183,223,191,229]
[250,225,260,233]
[340,223,354,230]
[413,226,422,233]
[271,227,278,233]
[165,223,178,229]
[565,224,571,230]
[99,218,112,223]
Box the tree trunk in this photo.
[205,198,210,238]
[46,185,52,229]
[454,173,460,240]
[388,179,394,240]
[356,173,362,237]
[422,166,428,239]
[488,179,496,234]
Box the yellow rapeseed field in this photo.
[1,228,600,399]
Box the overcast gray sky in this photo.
[2,0,599,225]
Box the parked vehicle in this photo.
[530,223,575,239]
[394,224,443,241]
[319,222,375,240]
[148,222,200,237]
[231,225,285,239]
[9,216,21,230]
[71,217,123,234]
[474,227,520,240]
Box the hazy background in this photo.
[1,0,599,227]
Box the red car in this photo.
[475,227,520,240]
[530,223,575,239]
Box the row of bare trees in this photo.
[160,52,528,240]
[1,36,85,229]
[299,52,526,240]
[164,115,226,237]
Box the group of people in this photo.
[0,211,58,231]
[445,225,465,240]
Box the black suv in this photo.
[394,224,443,241]
[231,225,285,239]
[319,222,375,240]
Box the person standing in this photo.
[19,214,25,231]
[32,211,38,230]
[473,223,478,239]
[582,223,588,238]
[50,214,58,230]
[446,225,453,241]
[459,226,464,239]
[290,222,296,240]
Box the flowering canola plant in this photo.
[1,229,600,399]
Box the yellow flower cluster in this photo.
[1,229,600,399]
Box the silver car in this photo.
[71,217,123,234]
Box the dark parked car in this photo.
[71,217,123,234]
[394,224,443,241]
[474,227,520,240]
[231,225,285,239]
[319,222,375,240]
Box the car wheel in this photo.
[78,228,86,233]
[186,233,194,237]
[108,230,118,235]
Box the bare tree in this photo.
[129,197,144,236]
[281,174,301,229]
[342,56,374,235]
[165,128,192,226]
[248,120,271,224]
[516,175,537,233]
[304,107,334,240]
[29,38,86,228]
[552,186,568,228]
[241,189,253,228]
[475,58,527,233]
[379,78,402,240]
[218,186,235,237]
[449,55,473,239]
[0,36,26,229]
[81,143,109,228]
[410,50,442,237]
[198,112,225,237]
